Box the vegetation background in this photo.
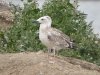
[0,0,100,65]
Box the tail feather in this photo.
[68,42,76,49]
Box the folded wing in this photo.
[48,28,73,49]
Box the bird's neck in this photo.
[39,23,51,32]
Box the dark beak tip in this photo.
[32,20,37,23]
[32,20,40,24]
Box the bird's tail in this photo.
[68,42,76,49]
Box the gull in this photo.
[33,16,74,56]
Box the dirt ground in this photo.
[0,51,100,75]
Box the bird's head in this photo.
[32,16,52,28]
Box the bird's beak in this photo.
[32,20,40,24]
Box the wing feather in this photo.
[48,28,73,48]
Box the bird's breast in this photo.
[39,31,51,48]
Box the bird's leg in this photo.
[48,48,51,56]
[47,48,55,64]
[47,48,51,61]
[53,49,56,57]
[49,49,56,63]
[47,48,50,64]
[56,50,59,56]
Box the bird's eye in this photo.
[41,19,44,20]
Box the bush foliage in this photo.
[0,0,100,65]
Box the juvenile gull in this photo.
[33,16,74,56]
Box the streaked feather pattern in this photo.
[47,28,73,49]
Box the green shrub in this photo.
[0,0,100,65]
